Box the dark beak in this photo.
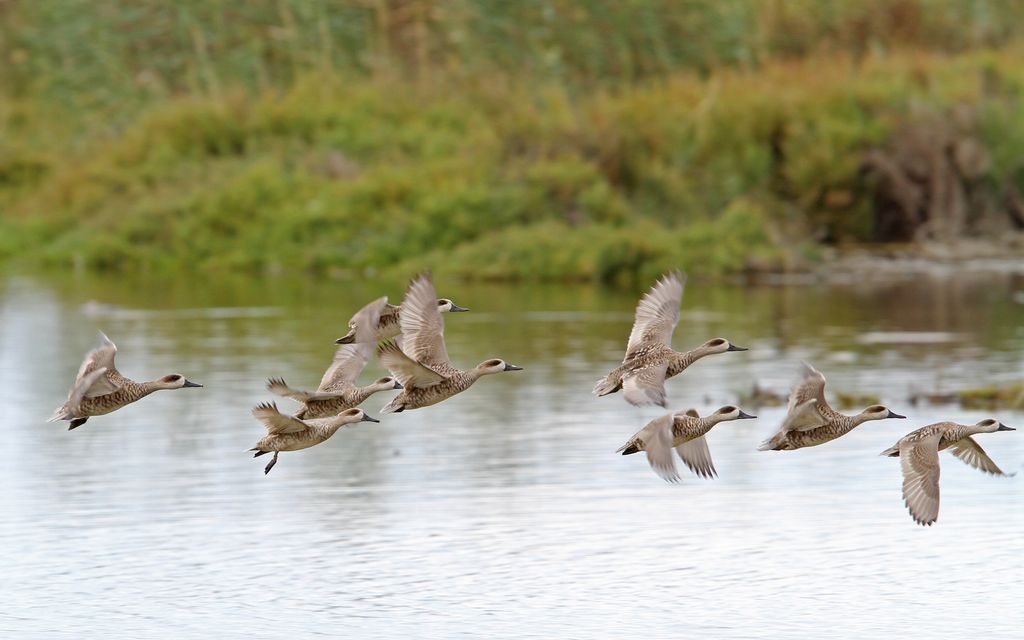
[887,410,906,419]
[393,381,403,389]
[738,410,757,419]
[335,334,355,345]
[726,343,748,352]
[449,304,469,312]
[183,380,203,388]
[997,423,1015,431]
[504,363,523,371]
[362,415,380,423]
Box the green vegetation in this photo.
[3,1,1024,282]
[959,383,1024,410]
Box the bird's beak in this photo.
[393,381,403,389]
[997,423,1015,431]
[738,410,757,419]
[504,363,523,371]
[336,335,355,345]
[887,411,906,419]
[362,415,380,423]
[726,343,748,352]
[449,304,469,312]
[183,380,203,388]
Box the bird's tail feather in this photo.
[592,376,620,397]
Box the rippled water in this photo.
[2,271,1022,638]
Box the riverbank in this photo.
[4,48,1024,284]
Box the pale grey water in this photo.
[1,271,1022,639]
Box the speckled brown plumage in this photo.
[617,406,757,482]
[376,274,520,413]
[249,402,379,474]
[336,297,467,344]
[759,362,904,451]
[593,272,746,407]
[270,297,400,419]
[880,419,1015,526]
[48,331,202,430]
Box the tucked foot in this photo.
[68,417,88,430]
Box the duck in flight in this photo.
[377,273,522,413]
[880,419,1015,525]
[593,271,747,407]
[48,331,202,430]
[758,362,905,451]
[268,297,400,419]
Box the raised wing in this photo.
[318,343,372,391]
[73,331,121,397]
[51,366,110,421]
[947,436,1008,476]
[377,340,446,389]
[780,399,829,432]
[342,296,388,344]
[624,271,685,360]
[900,433,942,526]
[266,378,347,403]
[675,435,717,479]
[622,364,668,408]
[400,273,453,371]
[782,362,830,427]
[252,401,308,435]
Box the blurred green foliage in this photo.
[2,0,1024,281]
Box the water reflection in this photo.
[1,270,1022,638]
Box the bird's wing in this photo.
[266,378,346,403]
[947,436,1008,476]
[643,414,681,483]
[780,399,829,432]
[624,271,685,360]
[622,364,669,408]
[318,343,372,390]
[377,340,446,389]
[343,296,388,344]
[674,434,717,479]
[900,433,943,526]
[73,331,121,397]
[252,402,308,435]
[783,362,831,422]
[59,366,110,418]
[399,273,452,370]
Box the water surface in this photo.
[2,271,1022,638]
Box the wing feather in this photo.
[622,364,668,407]
[947,436,1008,476]
[641,415,681,483]
[318,343,372,391]
[266,378,347,403]
[675,435,717,479]
[74,331,121,397]
[399,274,453,371]
[900,434,942,526]
[624,271,685,360]
[341,296,388,345]
[377,340,446,389]
[252,402,309,435]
